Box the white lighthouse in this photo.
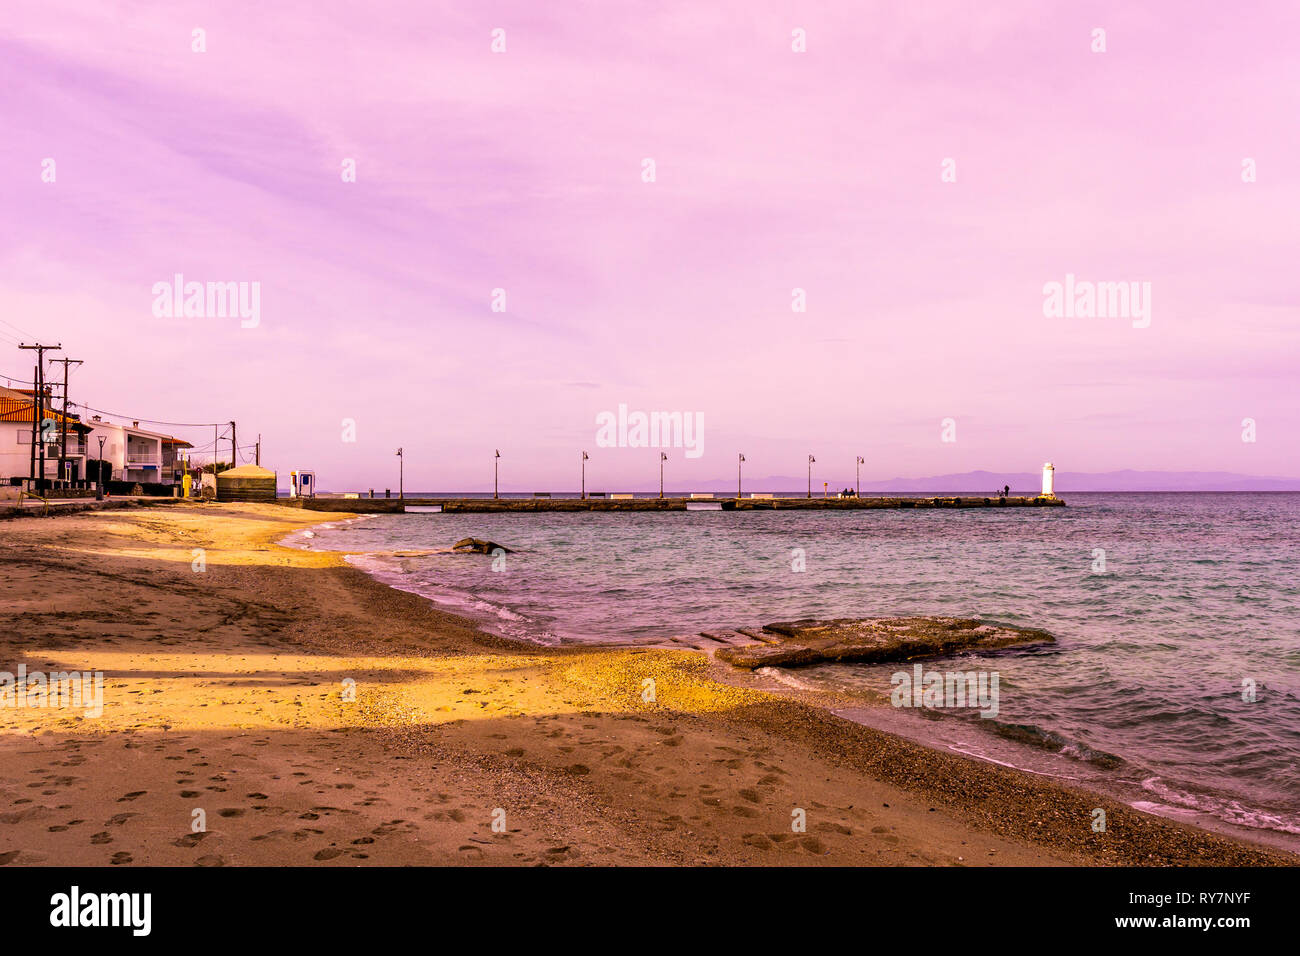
[1041,462,1056,498]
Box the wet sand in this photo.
[0,502,1293,866]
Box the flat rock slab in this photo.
[451,537,514,554]
[714,616,1054,669]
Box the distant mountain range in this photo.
[691,470,1300,493]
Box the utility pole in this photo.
[27,363,36,484]
[230,421,237,469]
[19,343,60,490]
[256,434,261,466]
[49,357,82,482]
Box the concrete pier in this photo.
[281,494,1065,514]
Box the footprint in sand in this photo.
[814,822,853,835]
[117,791,147,802]
[172,833,209,848]
[313,847,344,861]
[90,832,113,845]
[110,852,133,865]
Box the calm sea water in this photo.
[298,493,1300,845]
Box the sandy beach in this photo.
[0,502,1293,867]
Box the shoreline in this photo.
[1,502,1294,866]
[300,516,1300,855]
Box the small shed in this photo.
[216,464,277,503]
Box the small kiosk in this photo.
[289,470,316,499]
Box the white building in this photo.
[1,386,191,487]
[0,385,89,486]
[81,416,192,485]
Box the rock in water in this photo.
[451,537,514,554]
[714,616,1053,669]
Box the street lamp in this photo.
[494,449,500,500]
[581,451,589,499]
[807,455,815,498]
[660,452,667,500]
[737,453,745,499]
[96,435,106,500]
[856,456,864,497]
[395,447,403,499]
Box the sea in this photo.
[291,492,1300,850]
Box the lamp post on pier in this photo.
[581,451,588,499]
[494,449,500,499]
[737,453,745,499]
[395,447,403,500]
[807,455,815,499]
[856,456,864,497]
[659,452,667,500]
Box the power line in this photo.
[0,317,40,341]
[67,401,225,429]
[0,366,222,426]
[4,355,252,473]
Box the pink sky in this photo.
[2,1,1297,490]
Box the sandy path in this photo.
[0,503,1291,866]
